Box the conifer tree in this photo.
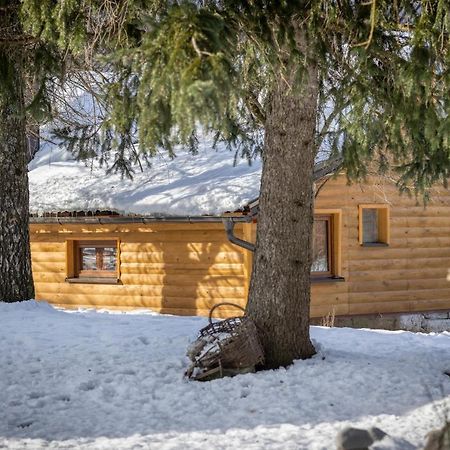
[0,1,91,301]
[14,1,450,368]
[0,1,34,301]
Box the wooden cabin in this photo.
[30,216,254,317]
[28,142,260,318]
[29,164,450,320]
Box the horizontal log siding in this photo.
[30,222,249,317]
[313,175,450,318]
[30,174,450,318]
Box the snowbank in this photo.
[28,139,262,217]
[1,301,449,449]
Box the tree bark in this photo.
[0,4,35,302]
[246,39,318,368]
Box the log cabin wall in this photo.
[30,222,251,318]
[30,173,450,318]
[311,173,450,318]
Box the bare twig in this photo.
[191,36,213,57]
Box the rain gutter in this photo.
[29,215,252,225]
[222,218,255,252]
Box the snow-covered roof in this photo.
[28,139,262,217]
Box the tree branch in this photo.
[353,0,377,49]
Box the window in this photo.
[66,239,119,283]
[312,215,332,275]
[311,210,342,280]
[358,204,390,246]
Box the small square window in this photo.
[66,240,119,283]
[359,205,389,246]
[78,241,117,277]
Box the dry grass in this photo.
[321,307,336,327]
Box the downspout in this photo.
[222,218,255,252]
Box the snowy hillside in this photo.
[1,301,449,449]
[28,139,262,217]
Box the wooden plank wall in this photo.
[30,173,450,318]
[30,222,249,317]
[312,173,450,318]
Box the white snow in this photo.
[1,300,449,449]
[28,139,262,216]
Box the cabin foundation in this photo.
[312,311,450,332]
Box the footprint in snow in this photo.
[240,388,250,398]
[118,369,136,376]
[8,400,22,408]
[33,399,46,409]
[28,392,44,400]
[101,386,116,400]
[8,417,33,429]
[17,420,33,429]
[79,380,97,392]
[138,336,149,345]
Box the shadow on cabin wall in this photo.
[158,225,247,318]
[30,223,249,316]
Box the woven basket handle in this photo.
[208,302,246,324]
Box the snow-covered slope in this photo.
[28,140,262,216]
[1,301,449,449]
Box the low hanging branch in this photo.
[353,0,377,49]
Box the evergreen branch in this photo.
[314,176,331,199]
[353,0,377,49]
[316,103,349,149]
[244,92,266,124]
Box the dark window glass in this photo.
[362,208,379,243]
[312,218,330,273]
[80,247,97,271]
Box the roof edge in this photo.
[29,214,252,225]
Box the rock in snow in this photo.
[336,426,386,449]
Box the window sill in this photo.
[66,277,121,285]
[311,276,345,283]
[360,242,389,247]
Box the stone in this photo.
[368,427,387,441]
[336,426,388,450]
[336,427,374,450]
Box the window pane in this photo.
[363,209,379,243]
[100,248,117,271]
[312,219,329,272]
[81,248,97,271]
[81,247,116,272]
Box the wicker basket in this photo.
[186,303,265,381]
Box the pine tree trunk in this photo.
[0,5,35,302]
[246,43,318,369]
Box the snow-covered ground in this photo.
[1,301,449,450]
[28,139,262,217]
